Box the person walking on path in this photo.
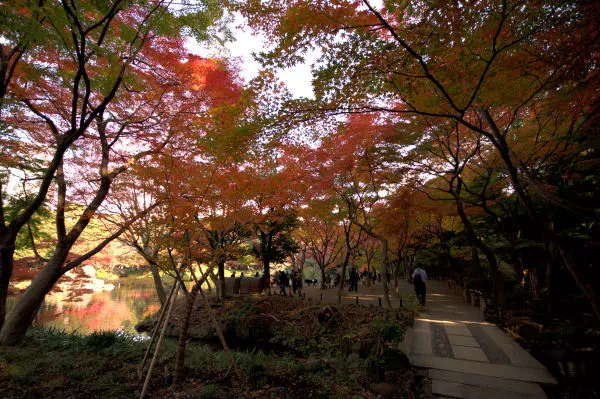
[291,270,300,295]
[412,266,427,305]
[349,267,358,292]
[276,271,288,295]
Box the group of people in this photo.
[274,269,303,296]
[234,264,428,306]
[321,268,392,291]
[360,270,382,285]
[339,264,428,305]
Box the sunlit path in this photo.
[300,279,557,397]
[301,281,408,308]
[407,281,556,398]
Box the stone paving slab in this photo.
[412,332,433,355]
[431,323,454,358]
[429,370,547,398]
[413,319,432,333]
[448,335,480,347]
[411,319,433,355]
[444,324,472,336]
[433,378,546,399]
[410,354,557,384]
[482,326,546,369]
[452,346,489,362]
[466,324,512,365]
[460,384,544,399]
[432,380,463,398]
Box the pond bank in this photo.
[1,312,426,399]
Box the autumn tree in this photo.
[378,187,418,290]
[307,114,405,308]
[200,165,254,298]
[300,199,344,290]
[239,0,600,318]
[0,0,230,344]
[112,179,171,306]
[406,120,506,306]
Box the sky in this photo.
[187,12,320,99]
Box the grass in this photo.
[0,309,420,399]
[0,328,143,398]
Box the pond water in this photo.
[10,277,162,335]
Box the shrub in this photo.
[196,384,225,399]
[85,331,117,349]
[371,317,405,343]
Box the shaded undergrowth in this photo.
[1,298,421,398]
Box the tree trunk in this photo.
[204,275,212,294]
[511,249,524,286]
[0,256,63,345]
[141,245,167,307]
[0,239,15,331]
[365,260,372,288]
[545,245,553,315]
[471,247,482,277]
[380,239,392,308]
[0,169,116,344]
[480,111,598,319]
[218,260,226,299]
[554,239,600,319]
[319,264,327,290]
[263,256,271,293]
[350,221,391,308]
[454,191,504,308]
[260,231,272,293]
[337,250,351,304]
[149,263,166,306]
[173,282,199,390]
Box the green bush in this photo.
[371,317,405,343]
[505,286,532,309]
[85,331,117,349]
[196,384,225,399]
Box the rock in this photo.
[317,305,342,326]
[382,349,410,369]
[135,319,155,333]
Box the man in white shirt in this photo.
[411,266,427,306]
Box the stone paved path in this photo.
[407,280,556,398]
[303,278,557,398]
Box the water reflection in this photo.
[31,278,161,335]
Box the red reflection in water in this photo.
[31,280,161,334]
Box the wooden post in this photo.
[140,281,181,399]
[197,284,240,378]
[138,279,178,379]
[378,297,382,307]
[189,267,240,379]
